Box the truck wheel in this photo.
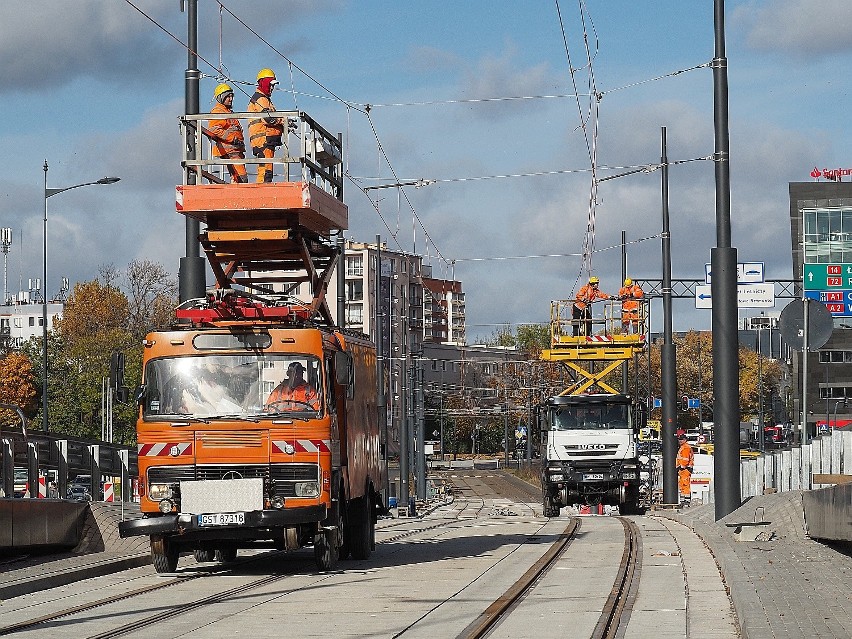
[151,536,179,573]
[194,549,215,563]
[348,495,372,560]
[543,492,560,518]
[314,528,339,571]
[214,546,237,563]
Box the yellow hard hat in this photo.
[256,68,276,81]
[214,83,233,98]
[624,278,632,286]
[589,276,600,284]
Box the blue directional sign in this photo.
[688,398,700,409]
[804,289,852,316]
[653,397,662,408]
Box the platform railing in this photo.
[180,110,344,202]
[549,298,649,344]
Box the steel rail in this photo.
[454,518,581,639]
[590,517,642,639]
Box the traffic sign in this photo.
[688,398,700,409]
[695,283,775,309]
[705,262,765,285]
[804,290,852,316]
[653,397,662,408]
[779,298,834,351]
[803,263,852,290]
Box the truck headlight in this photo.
[294,482,319,497]
[149,483,173,501]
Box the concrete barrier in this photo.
[0,498,87,551]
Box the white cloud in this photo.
[733,0,852,56]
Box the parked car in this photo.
[67,483,93,501]
[13,468,28,498]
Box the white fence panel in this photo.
[791,447,802,491]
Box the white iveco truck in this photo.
[541,393,641,515]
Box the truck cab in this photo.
[541,393,641,515]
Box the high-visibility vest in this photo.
[248,92,284,153]
[619,284,644,312]
[574,284,609,310]
[676,442,694,470]
[209,102,245,158]
[267,381,319,410]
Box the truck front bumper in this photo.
[118,504,327,538]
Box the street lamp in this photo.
[42,161,120,433]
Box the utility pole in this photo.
[376,235,389,500]
[660,126,678,505]
[179,0,205,303]
[622,230,629,395]
[416,353,425,499]
[711,0,742,519]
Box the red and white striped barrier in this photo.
[38,476,47,499]
[103,481,114,502]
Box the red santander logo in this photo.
[811,166,852,181]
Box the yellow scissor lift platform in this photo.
[176,111,347,326]
[541,299,648,395]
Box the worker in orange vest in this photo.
[676,432,694,506]
[573,276,610,336]
[249,68,285,183]
[266,361,320,411]
[618,278,644,334]
[209,83,247,184]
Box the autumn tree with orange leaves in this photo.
[0,352,37,430]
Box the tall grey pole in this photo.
[416,355,426,499]
[802,299,809,445]
[399,286,410,510]
[179,0,205,302]
[621,229,629,393]
[711,0,741,519]
[376,235,389,499]
[757,328,764,451]
[337,232,345,326]
[42,162,49,433]
[660,127,678,504]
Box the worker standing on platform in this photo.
[618,278,644,334]
[573,276,610,336]
[676,432,694,506]
[209,83,247,184]
[249,68,285,183]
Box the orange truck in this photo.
[119,110,386,573]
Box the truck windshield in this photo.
[142,354,323,420]
[552,404,629,431]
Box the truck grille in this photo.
[147,463,319,498]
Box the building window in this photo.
[29,317,34,327]
[819,386,851,399]
[346,280,364,301]
[346,254,363,277]
[346,304,363,324]
[818,350,852,363]
[803,207,852,264]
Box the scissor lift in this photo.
[540,299,647,395]
[175,111,346,326]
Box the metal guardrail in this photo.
[0,430,136,501]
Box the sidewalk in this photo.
[662,492,852,639]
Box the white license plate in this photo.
[584,473,605,480]
[198,512,245,526]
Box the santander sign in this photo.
[811,166,852,181]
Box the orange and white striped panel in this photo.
[272,440,330,454]
[138,442,193,456]
[103,482,114,502]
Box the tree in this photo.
[0,352,38,429]
[124,259,178,341]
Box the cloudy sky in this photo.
[0,1,847,341]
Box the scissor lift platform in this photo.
[175,181,346,326]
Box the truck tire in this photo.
[348,495,373,560]
[194,549,215,563]
[214,546,237,563]
[151,536,179,573]
[314,528,338,571]
[543,492,560,518]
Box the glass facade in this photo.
[803,207,852,263]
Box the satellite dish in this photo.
[779,299,833,351]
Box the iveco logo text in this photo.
[578,444,607,450]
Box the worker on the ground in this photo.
[209,83,247,184]
[573,276,610,336]
[676,432,694,506]
[618,278,644,334]
[248,68,285,183]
